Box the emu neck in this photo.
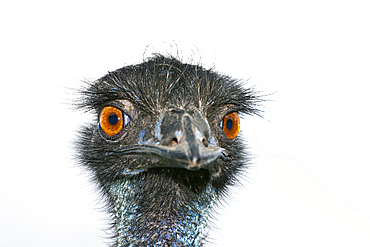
[107,172,216,246]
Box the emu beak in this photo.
[162,113,223,173]
[156,136,224,173]
[113,110,224,175]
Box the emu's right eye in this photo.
[99,106,130,136]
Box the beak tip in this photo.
[186,157,201,170]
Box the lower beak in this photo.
[112,140,224,174]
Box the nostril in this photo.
[202,138,209,147]
[164,137,179,147]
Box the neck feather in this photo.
[107,170,216,246]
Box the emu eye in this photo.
[99,106,130,136]
[222,112,240,140]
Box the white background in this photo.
[1,1,370,246]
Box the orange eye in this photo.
[222,112,240,140]
[99,106,125,136]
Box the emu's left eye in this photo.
[100,106,130,136]
[221,112,240,140]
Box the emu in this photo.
[76,54,260,246]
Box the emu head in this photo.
[76,54,260,246]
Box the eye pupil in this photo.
[226,119,233,130]
[109,114,118,125]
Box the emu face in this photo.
[76,55,259,246]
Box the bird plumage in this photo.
[76,54,260,246]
